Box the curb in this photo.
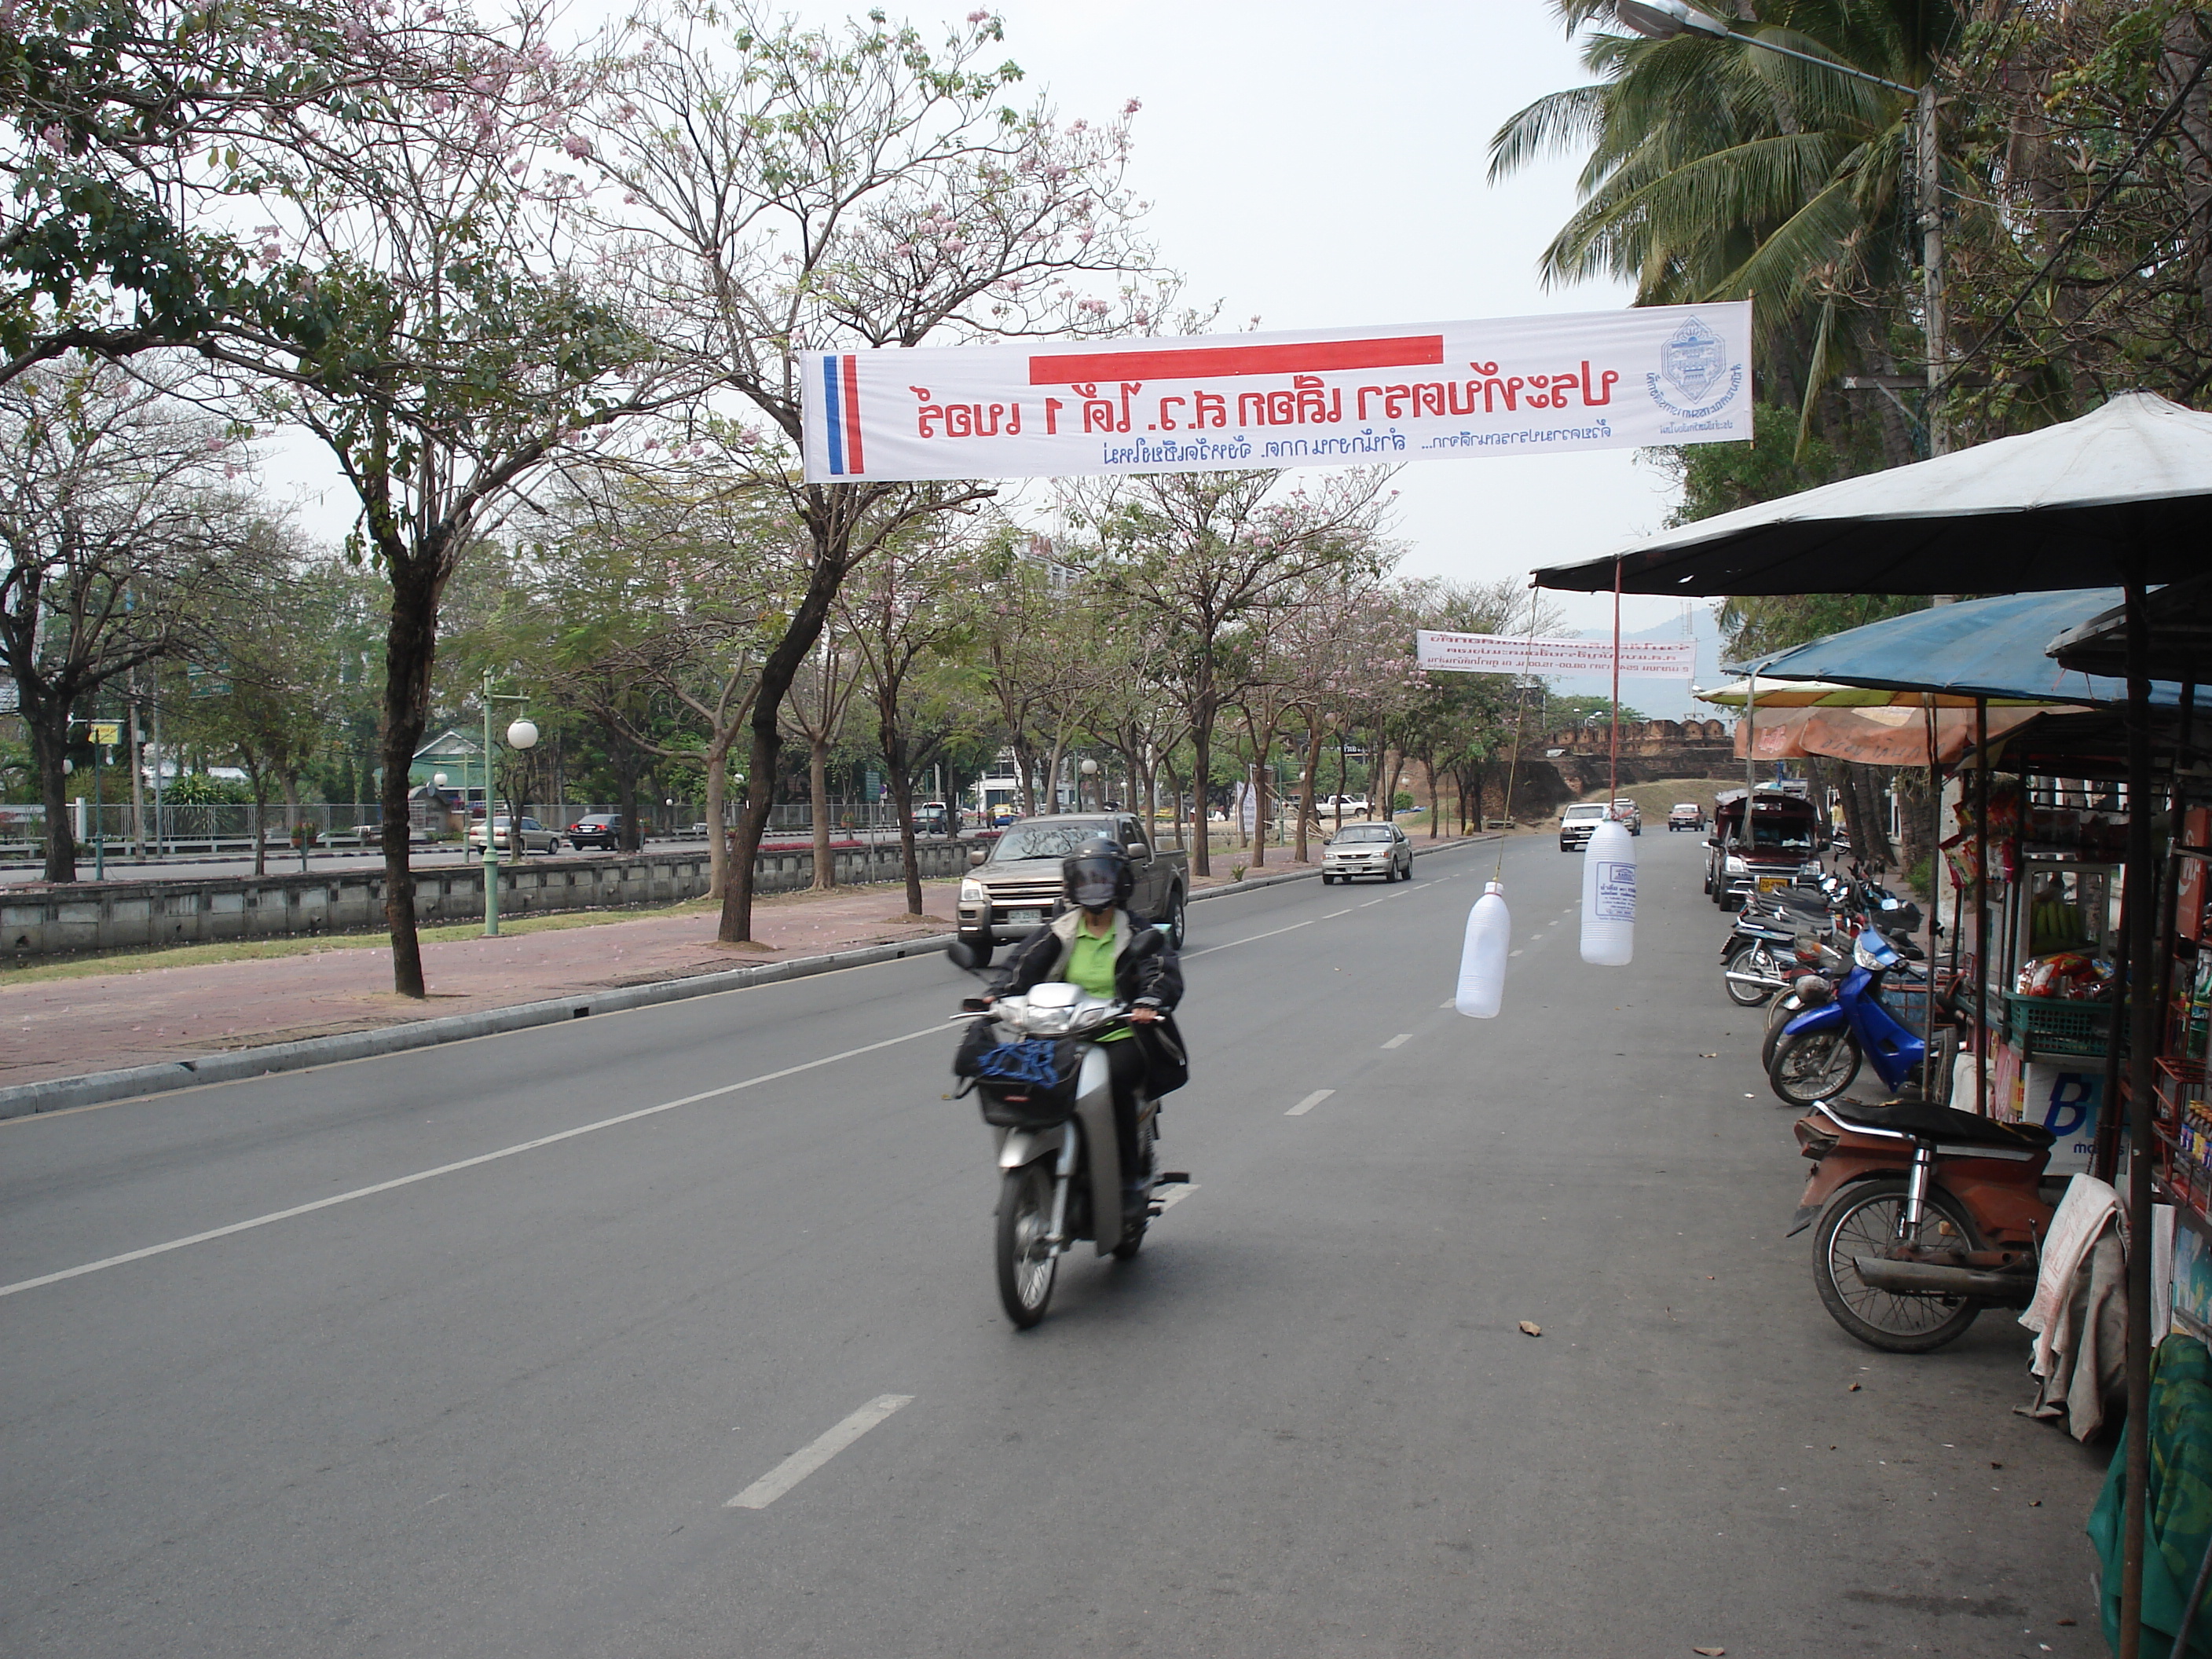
[0,835,1486,1120]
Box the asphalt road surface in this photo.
[1,831,2110,1657]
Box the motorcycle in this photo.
[1789,1095,2060,1352]
[946,940,1186,1328]
[1722,873,1848,1007]
[1767,926,1953,1106]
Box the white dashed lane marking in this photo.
[1381,1033,1413,1049]
[726,1394,914,1511]
[1287,1090,1335,1117]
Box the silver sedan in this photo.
[1320,823,1412,884]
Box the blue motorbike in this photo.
[1767,927,1954,1107]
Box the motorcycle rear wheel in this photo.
[1723,941,1778,1008]
[995,1163,1057,1328]
[1813,1177,1984,1353]
[1770,1027,1862,1105]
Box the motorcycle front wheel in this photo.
[1762,992,1807,1071]
[1723,941,1778,1008]
[1769,1027,1862,1105]
[1813,1177,1983,1353]
[995,1163,1057,1328]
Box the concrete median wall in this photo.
[0,841,970,961]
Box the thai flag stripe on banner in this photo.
[839,355,866,474]
[817,355,868,477]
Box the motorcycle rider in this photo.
[994,835,1185,1229]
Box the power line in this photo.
[1943,41,2212,389]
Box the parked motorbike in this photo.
[1722,873,1850,1007]
[1767,925,1968,1106]
[1789,1095,2060,1352]
[947,940,1185,1328]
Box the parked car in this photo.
[1610,797,1642,834]
[1321,822,1411,884]
[469,815,563,855]
[1667,801,1706,833]
[957,811,1188,965]
[1320,793,1372,818]
[566,812,626,850]
[1559,801,1610,850]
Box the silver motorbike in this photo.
[947,966,1185,1328]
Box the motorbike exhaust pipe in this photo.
[1724,969,1793,993]
[1850,1256,2036,1307]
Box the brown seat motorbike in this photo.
[1789,1095,2063,1353]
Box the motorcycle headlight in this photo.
[1724,855,1747,875]
[959,878,985,903]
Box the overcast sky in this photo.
[268,1,1719,708]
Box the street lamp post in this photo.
[1079,756,1100,812]
[478,668,538,937]
[1610,1,1946,454]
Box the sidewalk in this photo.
[2,847,1384,1090]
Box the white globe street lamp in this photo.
[506,719,539,751]
[1079,756,1099,810]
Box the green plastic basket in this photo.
[2002,991,2116,1060]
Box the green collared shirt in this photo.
[1064,918,1130,1042]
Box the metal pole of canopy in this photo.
[1975,698,1989,1114]
[2118,575,2156,1659]
[1925,694,1941,1095]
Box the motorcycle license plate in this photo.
[1009,908,1042,925]
[1756,876,1789,893]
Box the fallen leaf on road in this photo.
[2030,1499,2042,1507]
[1518,1320,1542,1338]
[2057,1617,2077,1627]
[1698,1052,1718,1058]
[1848,1382,1862,1391]
[1990,1461,2003,1469]
[1694,1647,1726,1655]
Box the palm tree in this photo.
[1489,0,1965,455]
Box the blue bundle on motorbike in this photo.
[954,1030,1079,1128]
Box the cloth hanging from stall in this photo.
[2089,1335,2212,1658]
[1732,704,2056,767]
[2018,1174,2127,1441]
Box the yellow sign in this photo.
[86,721,121,745]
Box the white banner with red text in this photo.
[801,302,1752,483]
[1416,631,1699,679]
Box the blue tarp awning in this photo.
[1730,589,2186,708]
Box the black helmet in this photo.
[1063,835,1134,910]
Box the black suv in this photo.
[568,812,626,851]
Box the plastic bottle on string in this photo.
[1580,818,1636,965]
[1456,880,1511,1017]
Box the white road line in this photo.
[1155,1183,1199,1210]
[1381,1033,1413,1049]
[1323,908,1352,918]
[726,1394,913,1511]
[1358,897,1390,908]
[1437,999,1456,1009]
[1186,917,1317,958]
[1286,1089,1335,1116]
[0,1024,949,1300]
[1510,950,1524,957]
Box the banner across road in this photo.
[802,302,1752,483]
[1415,631,1699,679]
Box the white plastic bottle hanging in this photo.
[1456,880,1511,1018]
[1580,818,1636,965]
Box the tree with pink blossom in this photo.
[583,3,1172,943]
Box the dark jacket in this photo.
[999,908,1188,1094]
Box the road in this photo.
[0,830,2109,1657]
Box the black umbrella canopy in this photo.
[2049,574,2212,685]
[1532,393,2212,597]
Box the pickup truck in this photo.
[1705,788,1825,909]
[956,811,1189,966]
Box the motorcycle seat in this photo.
[1826,1097,2056,1151]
